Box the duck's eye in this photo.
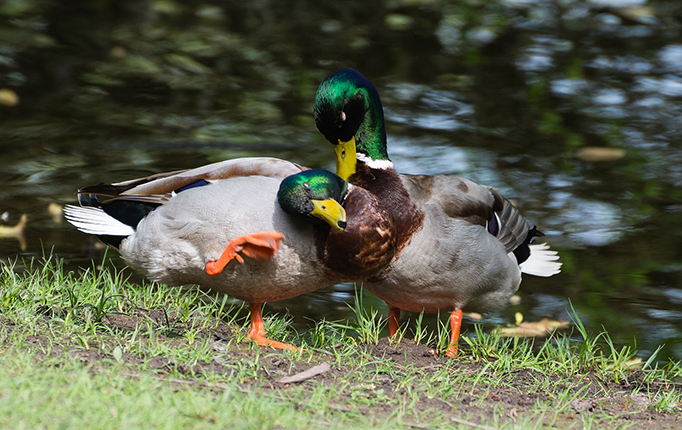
[303,182,310,189]
[338,111,346,127]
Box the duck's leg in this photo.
[445,309,463,358]
[247,302,298,351]
[206,232,285,275]
[388,306,401,337]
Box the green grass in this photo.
[1,255,681,429]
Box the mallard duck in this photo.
[65,158,396,350]
[314,69,561,357]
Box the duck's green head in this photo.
[278,169,349,232]
[314,69,389,181]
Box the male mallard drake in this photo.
[314,69,561,357]
[65,158,396,350]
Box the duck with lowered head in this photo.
[66,158,397,350]
[314,69,561,357]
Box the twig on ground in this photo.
[418,364,443,371]
[450,416,497,430]
[402,421,433,429]
[277,362,331,384]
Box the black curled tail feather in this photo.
[78,192,102,207]
[487,188,543,264]
[512,226,545,264]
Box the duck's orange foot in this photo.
[206,231,285,275]
[445,309,463,358]
[248,333,299,351]
[388,306,401,337]
[246,302,298,351]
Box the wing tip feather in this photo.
[519,243,562,277]
[64,205,135,236]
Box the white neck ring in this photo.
[357,153,394,170]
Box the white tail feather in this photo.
[64,205,135,236]
[519,243,562,277]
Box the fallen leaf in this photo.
[610,6,657,24]
[624,357,643,369]
[0,214,27,251]
[498,318,569,337]
[112,346,123,363]
[48,203,64,223]
[463,311,482,321]
[514,312,524,325]
[577,147,626,162]
[0,89,19,107]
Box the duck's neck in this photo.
[316,185,396,279]
[356,86,390,162]
[349,160,424,250]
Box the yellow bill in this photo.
[311,199,347,232]
[333,137,357,181]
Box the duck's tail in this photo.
[64,205,135,237]
[519,242,562,277]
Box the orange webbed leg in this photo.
[247,303,298,351]
[388,306,401,337]
[206,232,285,275]
[446,309,463,358]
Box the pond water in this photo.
[2,0,682,361]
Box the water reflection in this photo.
[1,0,682,361]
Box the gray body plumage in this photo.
[120,176,338,304]
[364,173,522,314]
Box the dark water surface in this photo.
[2,0,682,360]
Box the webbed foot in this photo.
[247,303,298,351]
[206,231,285,275]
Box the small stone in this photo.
[213,342,227,351]
[570,398,594,413]
[630,393,651,407]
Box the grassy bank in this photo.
[1,256,681,429]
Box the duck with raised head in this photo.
[65,158,396,350]
[314,69,561,357]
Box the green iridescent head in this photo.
[314,69,389,164]
[278,170,349,232]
